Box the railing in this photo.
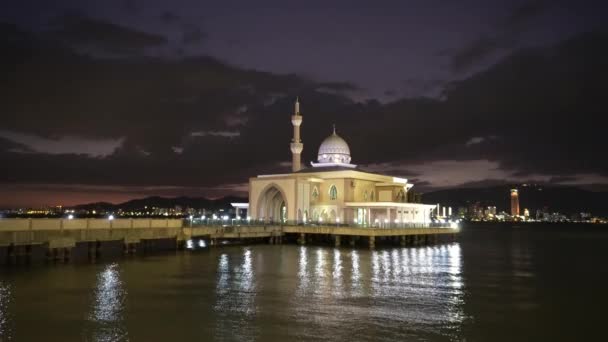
[186,218,457,229]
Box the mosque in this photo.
[242,98,437,226]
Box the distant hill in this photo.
[422,185,608,216]
[73,195,248,211]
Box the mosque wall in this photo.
[248,177,297,220]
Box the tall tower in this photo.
[510,189,520,216]
[290,97,303,172]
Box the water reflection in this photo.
[332,249,344,296]
[87,263,128,342]
[213,249,258,341]
[289,242,466,340]
[297,246,309,295]
[0,281,12,339]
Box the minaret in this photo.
[290,97,303,172]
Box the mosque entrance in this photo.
[258,185,288,223]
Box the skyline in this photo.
[1,0,607,207]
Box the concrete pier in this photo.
[1,218,460,265]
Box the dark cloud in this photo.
[160,10,180,24]
[446,0,552,72]
[1,20,607,206]
[504,0,551,30]
[181,26,205,45]
[48,13,167,54]
[122,0,140,15]
[448,36,505,72]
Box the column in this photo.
[369,236,375,249]
[334,235,341,247]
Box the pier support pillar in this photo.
[400,236,406,247]
[87,242,96,261]
[6,244,16,264]
[369,236,375,249]
[334,235,341,247]
[349,236,356,247]
[123,242,138,255]
[63,247,71,262]
[298,233,306,245]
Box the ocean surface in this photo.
[1,223,607,341]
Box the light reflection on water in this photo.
[0,281,12,340]
[288,243,465,340]
[87,263,128,342]
[2,224,608,341]
[213,248,259,341]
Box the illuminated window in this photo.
[312,186,319,199]
[329,185,338,200]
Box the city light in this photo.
[108,215,115,220]
[68,214,74,220]
[247,216,251,221]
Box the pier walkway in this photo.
[0,218,459,263]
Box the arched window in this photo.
[329,185,338,200]
[312,186,319,200]
[370,191,375,201]
[363,190,368,201]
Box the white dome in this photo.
[317,130,351,164]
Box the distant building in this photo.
[510,189,520,216]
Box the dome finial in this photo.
[294,96,300,115]
[332,123,336,135]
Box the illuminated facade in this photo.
[247,99,436,225]
[510,189,520,216]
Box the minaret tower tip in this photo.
[290,97,303,172]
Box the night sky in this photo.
[1,0,607,207]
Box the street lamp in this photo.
[108,215,115,220]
